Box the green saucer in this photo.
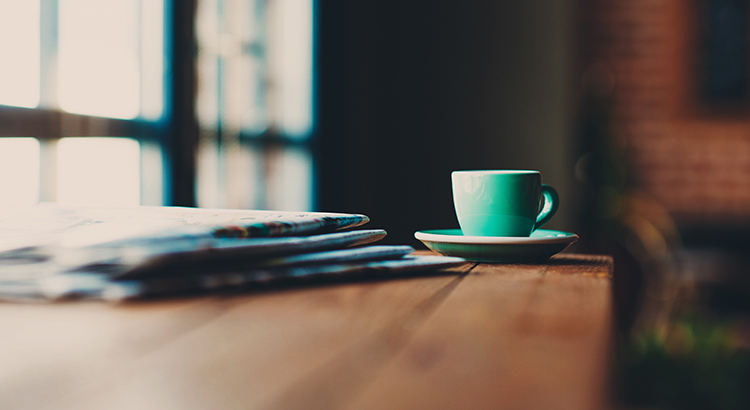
[414,229,578,263]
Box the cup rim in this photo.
[452,169,540,175]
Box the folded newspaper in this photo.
[0,204,465,301]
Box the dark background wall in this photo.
[318,1,575,246]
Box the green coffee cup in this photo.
[452,170,559,237]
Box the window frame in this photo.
[0,0,321,210]
[193,0,317,211]
[0,0,199,207]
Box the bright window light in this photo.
[140,0,164,120]
[57,138,141,207]
[139,140,164,206]
[58,0,140,119]
[0,138,40,207]
[277,0,313,137]
[0,0,40,108]
[267,147,313,211]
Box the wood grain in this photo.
[346,254,613,410]
[0,297,242,410]
[264,270,468,410]
[0,254,612,410]
[40,264,473,410]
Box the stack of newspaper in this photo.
[0,204,464,302]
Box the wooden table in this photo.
[0,252,613,410]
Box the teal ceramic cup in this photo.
[452,170,559,237]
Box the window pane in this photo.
[140,0,165,120]
[196,53,220,129]
[266,146,313,211]
[57,138,140,206]
[0,0,40,108]
[139,140,163,206]
[0,138,40,207]
[240,54,268,134]
[238,0,268,134]
[58,0,140,119]
[197,0,313,136]
[197,136,221,209]
[197,136,263,210]
[268,0,313,137]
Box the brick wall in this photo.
[580,0,750,226]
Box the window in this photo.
[0,0,164,208]
[195,0,314,211]
[0,0,315,211]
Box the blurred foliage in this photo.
[619,314,750,410]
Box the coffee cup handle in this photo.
[534,184,559,231]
